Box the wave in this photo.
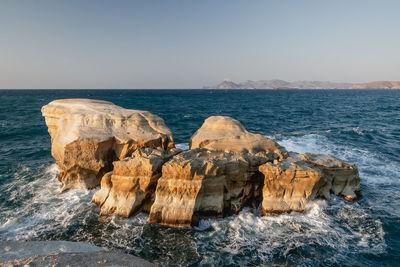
[0,163,94,240]
[194,198,386,265]
[0,134,397,265]
[175,143,189,151]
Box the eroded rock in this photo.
[41,99,174,192]
[42,101,362,227]
[93,148,181,217]
[148,148,266,227]
[259,153,360,215]
[0,241,152,266]
[147,116,290,227]
[190,116,287,160]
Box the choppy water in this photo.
[0,89,399,266]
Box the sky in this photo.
[1,0,399,89]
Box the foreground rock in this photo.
[259,153,360,214]
[93,148,181,217]
[148,117,288,226]
[0,240,152,266]
[149,148,266,226]
[42,99,174,192]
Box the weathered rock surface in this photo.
[93,148,181,217]
[0,241,153,266]
[190,116,287,161]
[91,171,113,208]
[42,100,362,227]
[149,148,266,227]
[42,99,174,192]
[259,153,360,215]
[147,116,291,227]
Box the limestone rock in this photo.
[91,171,113,208]
[92,148,181,217]
[41,99,174,192]
[149,148,265,227]
[189,116,287,161]
[259,153,360,215]
[0,241,153,266]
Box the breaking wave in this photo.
[1,133,397,265]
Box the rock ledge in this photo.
[0,240,152,266]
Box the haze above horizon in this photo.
[1,0,400,89]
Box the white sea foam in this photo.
[276,134,400,185]
[0,133,396,265]
[0,163,94,240]
[196,197,386,264]
[175,143,189,151]
[196,133,393,263]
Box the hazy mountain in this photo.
[204,80,400,89]
[204,80,354,89]
[208,80,243,89]
[349,81,400,89]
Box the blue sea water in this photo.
[0,89,399,266]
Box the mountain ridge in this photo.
[204,80,400,89]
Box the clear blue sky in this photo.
[1,0,399,89]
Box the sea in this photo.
[0,89,399,266]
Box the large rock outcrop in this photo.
[148,148,265,227]
[42,99,174,192]
[147,117,289,226]
[259,153,360,214]
[190,116,287,161]
[92,148,181,217]
[42,100,361,227]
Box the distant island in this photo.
[204,80,400,89]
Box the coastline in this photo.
[0,89,398,265]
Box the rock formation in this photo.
[148,149,265,226]
[41,99,174,192]
[190,116,287,160]
[42,99,361,227]
[146,116,289,226]
[0,241,152,266]
[259,153,360,215]
[93,148,181,217]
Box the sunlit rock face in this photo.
[148,148,265,227]
[259,153,360,215]
[189,116,287,161]
[91,171,113,208]
[147,116,293,227]
[92,148,181,217]
[42,100,361,228]
[41,99,174,192]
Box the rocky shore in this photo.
[0,241,152,266]
[42,99,360,227]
